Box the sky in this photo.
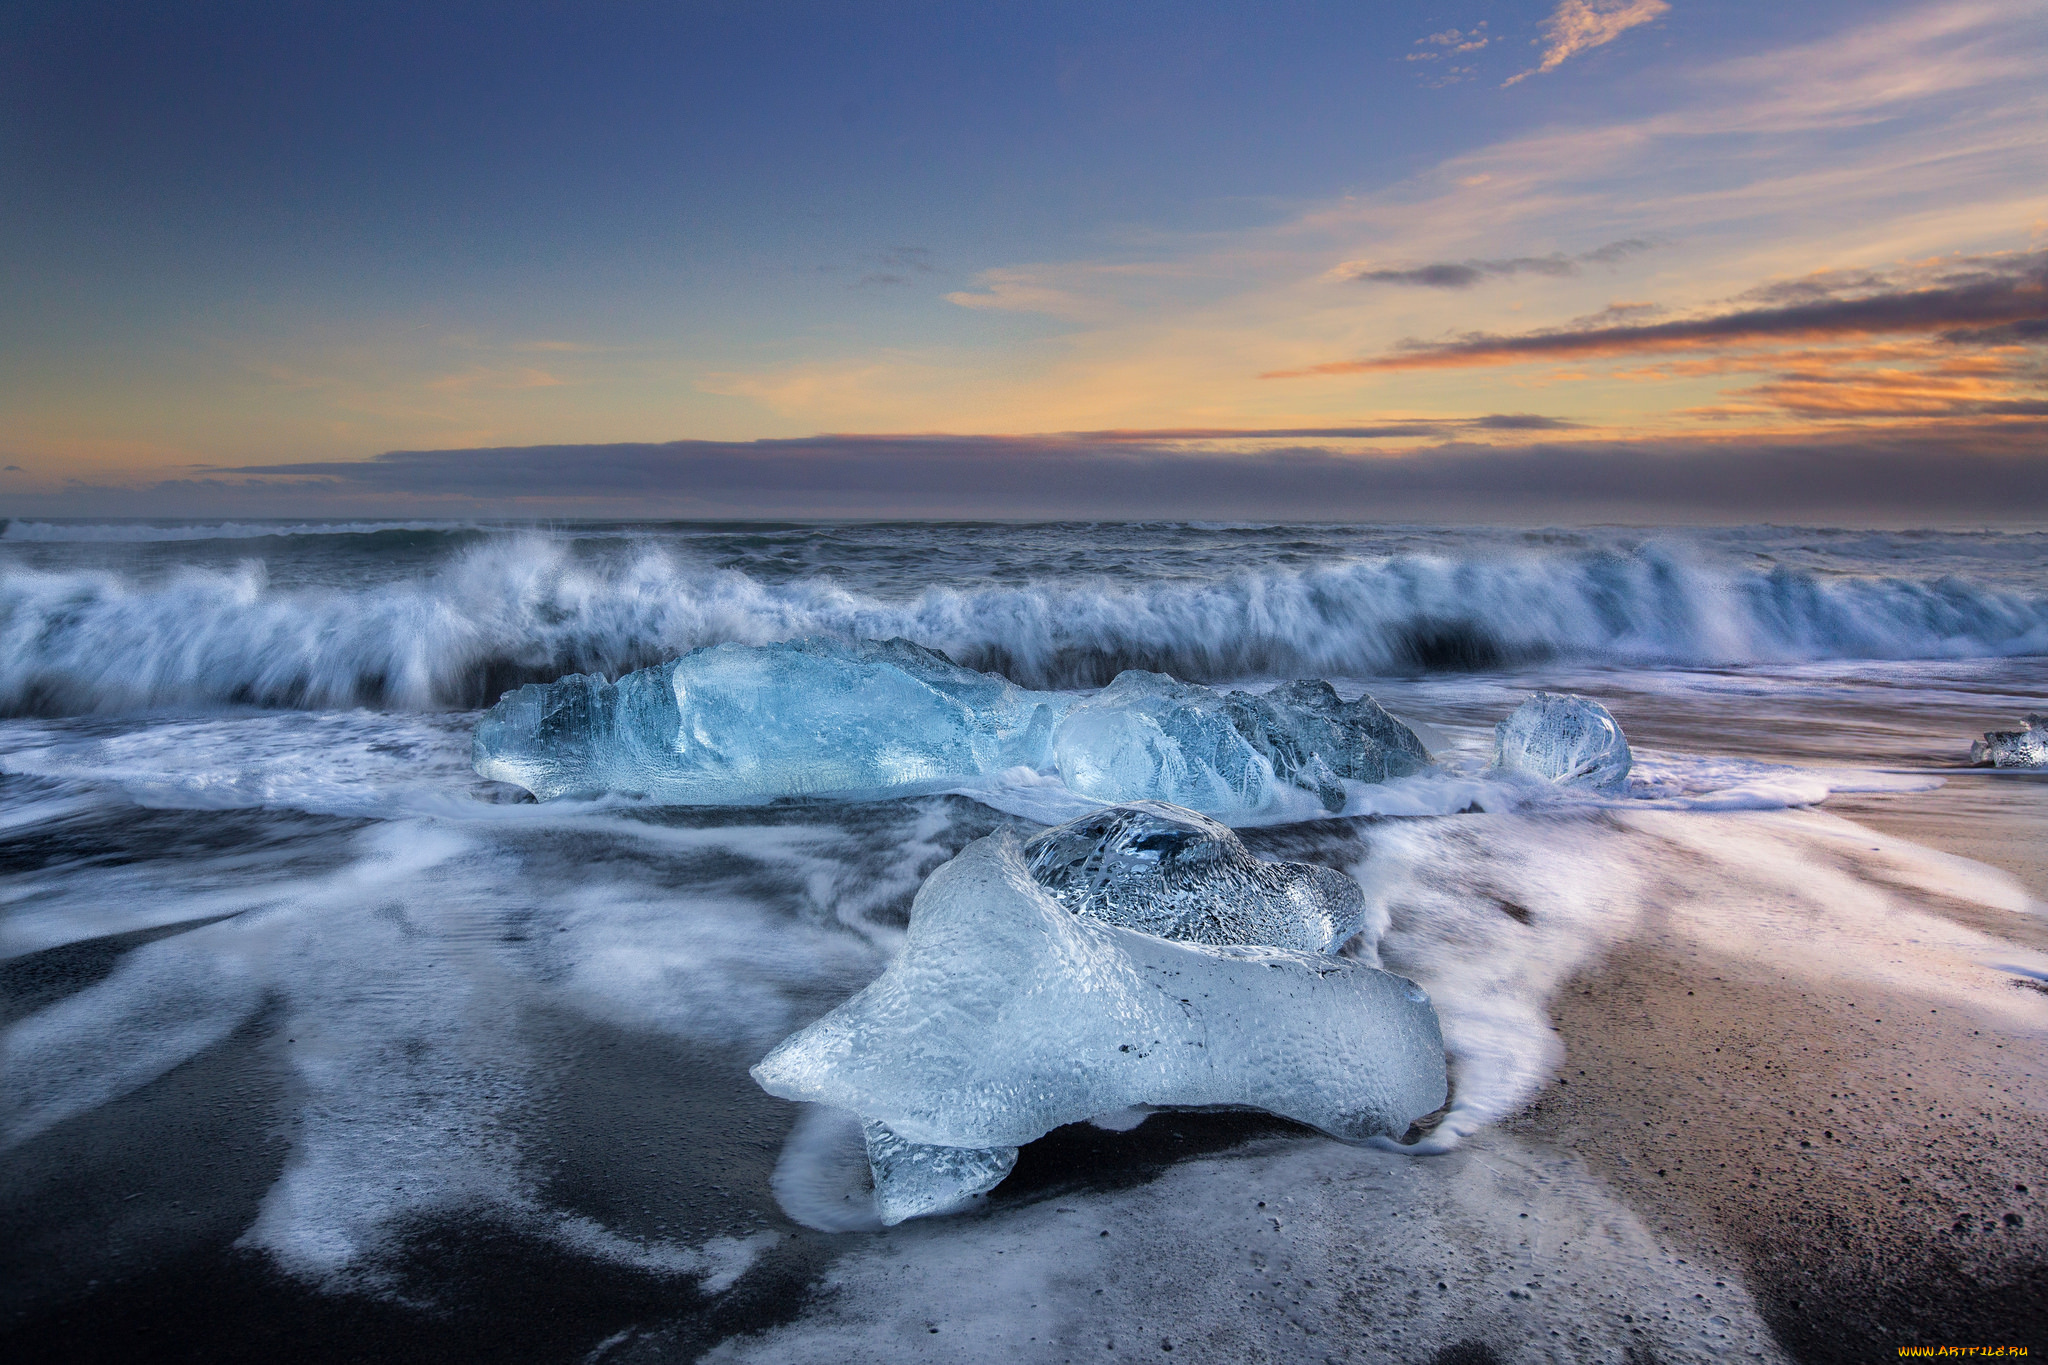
[2,0,2044,521]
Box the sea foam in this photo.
[2,535,2045,714]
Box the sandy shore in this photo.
[1520,937,2046,1360]
[1828,774,2048,904]
[1512,785,2048,1361]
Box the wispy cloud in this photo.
[1407,20,1489,74]
[1273,251,2048,372]
[17,3,2034,479]
[1273,250,2048,431]
[1353,237,1661,288]
[1406,23,1490,85]
[1504,0,1671,87]
[944,267,1099,317]
[856,246,940,289]
[1695,0,2041,131]
[1414,23,1490,55]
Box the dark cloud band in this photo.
[1292,252,2048,372]
[23,424,2044,522]
[1353,238,1660,289]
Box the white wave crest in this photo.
[0,535,2043,714]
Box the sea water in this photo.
[2,519,2044,1360]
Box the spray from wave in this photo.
[0,535,2044,714]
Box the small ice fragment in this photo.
[1022,800,1365,954]
[750,834,1447,1151]
[861,1119,1017,1226]
[1970,714,2048,768]
[1492,692,1631,792]
[473,636,1065,803]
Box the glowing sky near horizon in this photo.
[1,0,2044,517]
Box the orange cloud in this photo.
[1503,0,1671,87]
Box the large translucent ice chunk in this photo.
[1492,692,1632,792]
[1049,674,1431,816]
[475,635,1432,819]
[473,636,1065,803]
[1970,714,2048,768]
[860,1118,1017,1226]
[750,834,1447,1150]
[1022,801,1366,954]
[1050,672,1275,815]
[1225,680,1432,807]
[857,802,1370,1223]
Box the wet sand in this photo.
[1828,773,2048,904]
[1513,783,2048,1362]
[0,1005,827,1364]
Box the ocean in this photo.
[2,519,2044,1363]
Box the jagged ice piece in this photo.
[473,636,1065,803]
[860,1119,1017,1226]
[1970,713,2048,768]
[1022,800,1366,954]
[1051,671,1277,815]
[750,834,1447,1150]
[1226,680,1431,807]
[864,801,1369,1218]
[1493,692,1632,792]
[475,636,1432,819]
[1049,673,1431,816]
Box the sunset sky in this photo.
[3,0,2044,520]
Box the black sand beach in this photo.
[7,776,2044,1363]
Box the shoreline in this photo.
[1827,776,2048,906]
[1509,784,2048,1361]
[1518,934,2047,1361]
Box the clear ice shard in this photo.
[1226,680,1432,803]
[474,636,1431,818]
[750,833,1447,1150]
[1051,673,1431,816]
[1970,714,2048,768]
[472,636,1065,803]
[1492,692,1632,792]
[1022,800,1367,954]
[1051,672,1276,814]
[852,802,1372,1222]
[860,1118,1018,1226]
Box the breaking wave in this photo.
[1,535,2044,714]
